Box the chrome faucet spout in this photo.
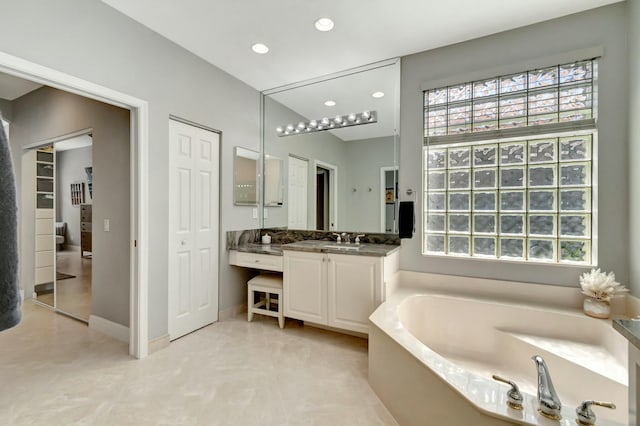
[532,355,562,420]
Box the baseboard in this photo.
[148,334,170,354]
[219,303,246,321]
[89,314,129,343]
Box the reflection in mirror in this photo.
[262,59,400,233]
[234,147,259,205]
[264,155,284,206]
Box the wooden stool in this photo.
[247,274,284,329]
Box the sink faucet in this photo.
[341,232,350,244]
[532,355,562,420]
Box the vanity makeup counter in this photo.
[229,233,400,335]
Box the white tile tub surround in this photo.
[369,271,631,426]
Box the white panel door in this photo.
[327,253,382,334]
[168,120,219,340]
[287,156,308,229]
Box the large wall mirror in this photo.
[261,59,400,233]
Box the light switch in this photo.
[252,208,258,219]
[263,208,269,219]
[104,219,110,232]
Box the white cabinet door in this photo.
[327,253,382,334]
[284,251,326,323]
[168,119,220,340]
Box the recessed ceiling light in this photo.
[251,43,269,54]
[324,100,336,107]
[372,91,385,98]
[315,18,334,32]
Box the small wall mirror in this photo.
[264,155,284,206]
[234,146,259,205]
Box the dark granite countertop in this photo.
[613,319,640,350]
[281,240,400,257]
[232,240,400,257]
[234,243,283,256]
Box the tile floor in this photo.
[0,302,397,426]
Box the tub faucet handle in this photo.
[576,400,616,425]
[492,375,523,410]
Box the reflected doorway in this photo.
[316,166,330,230]
[381,166,398,233]
[29,133,93,322]
[54,134,93,322]
[314,160,337,231]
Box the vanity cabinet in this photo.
[284,250,395,334]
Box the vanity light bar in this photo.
[276,111,377,137]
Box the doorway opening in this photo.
[316,166,330,231]
[313,160,338,231]
[0,50,148,358]
[29,133,94,323]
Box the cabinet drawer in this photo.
[81,222,92,232]
[230,251,283,272]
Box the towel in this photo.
[398,201,414,239]
[0,118,21,332]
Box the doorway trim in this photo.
[313,160,338,231]
[0,51,149,358]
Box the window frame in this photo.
[421,59,598,266]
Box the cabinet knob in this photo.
[181,240,186,246]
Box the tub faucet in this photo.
[532,355,562,420]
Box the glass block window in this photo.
[425,60,595,137]
[423,59,597,265]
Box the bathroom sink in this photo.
[321,243,362,251]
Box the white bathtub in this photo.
[369,272,628,426]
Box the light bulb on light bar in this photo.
[276,111,377,137]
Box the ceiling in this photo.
[268,62,398,141]
[55,134,93,152]
[101,0,621,92]
[0,72,42,101]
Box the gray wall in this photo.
[0,98,12,121]
[56,145,93,246]
[400,4,630,289]
[344,136,395,232]
[12,87,130,327]
[629,0,640,295]
[1,0,260,339]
